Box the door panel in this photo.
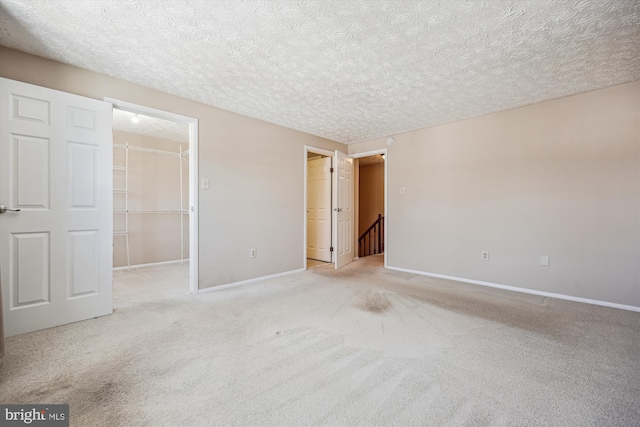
[68,106,98,131]
[68,142,98,208]
[12,94,50,124]
[307,156,332,262]
[13,232,50,306]
[334,151,354,269]
[0,77,113,337]
[13,134,50,209]
[68,229,100,297]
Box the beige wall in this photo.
[113,130,190,267]
[358,162,385,236]
[0,47,346,290]
[350,81,640,307]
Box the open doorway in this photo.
[305,149,333,269]
[357,154,385,257]
[352,149,387,267]
[112,108,189,266]
[107,99,199,294]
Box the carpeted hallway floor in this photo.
[1,255,638,426]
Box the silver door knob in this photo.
[0,204,21,214]
[333,208,342,212]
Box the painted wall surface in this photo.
[358,162,385,236]
[113,130,189,267]
[0,47,346,289]
[350,81,640,307]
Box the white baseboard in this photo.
[113,259,189,271]
[386,265,640,313]
[198,268,305,294]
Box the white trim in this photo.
[350,149,386,159]
[350,148,388,268]
[303,148,308,271]
[306,146,334,157]
[105,98,199,295]
[383,150,387,269]
[385,266,640,312]
[113,259,188,271]
[332,150,338,269]
[188,120,199,295]
[104,98,195,124]
[197,268,305,294]
[303,145,337,270]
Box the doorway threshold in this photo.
[307,259,332,269]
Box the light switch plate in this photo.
[540,256,550,266]
[201,179,210,190]
[400,186,406,195]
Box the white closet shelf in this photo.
[113,166,127,171]
[114,143,180,157]
[113,210,189,214]
[113,189,127,193]
[113,230,128,236]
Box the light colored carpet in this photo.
[1,255,638,426]
[307,258,332,269]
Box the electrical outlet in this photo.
[250,248,257,259]
[540,256,550,266]
[481,251,489,261]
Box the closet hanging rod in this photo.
[114,143,180,156]
[113,209,189,214]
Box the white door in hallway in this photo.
[307,156,332,262]
[0,78,113,337]
[334,150,354,269]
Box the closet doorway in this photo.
[107,99,198,294]
[304,146,357,270]
[304,147,334,269]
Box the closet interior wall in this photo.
[113,130,189,268]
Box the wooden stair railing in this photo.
[358,214,384,257]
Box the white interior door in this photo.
[0,78,113,337]
[307,156,332,262]
[333,150,354,269]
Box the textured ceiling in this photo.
[0,1,638,144]
[113,109,189,144]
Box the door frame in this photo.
[350,148,388,269]
[303,145,335,269]
[105,98,199,294]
